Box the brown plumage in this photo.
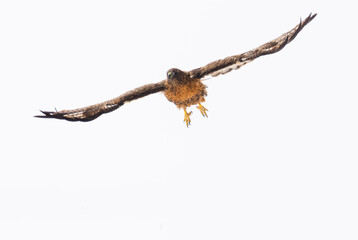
[35,13,317,126]
[164,68,207,109]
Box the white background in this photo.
[1,0,357,239]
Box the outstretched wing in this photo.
[35,80,166,121]
[189,13,317,79]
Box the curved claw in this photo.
[183,109,192,127]
[197,103,208,118]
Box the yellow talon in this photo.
[197,103,208,117]
[183,109,192,127]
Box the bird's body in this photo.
[35,13,317,126]
[163,68,208,126]
[164,68,207,109]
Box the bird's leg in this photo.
[183,108,192,127]
[196,103,208,117]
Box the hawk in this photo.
[36,13,316,127]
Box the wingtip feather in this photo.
[306,12,317,23]
[34,110,56,118]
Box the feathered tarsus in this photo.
[35,13,316,124]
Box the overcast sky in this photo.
[1,0,357,239]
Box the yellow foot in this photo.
[183,109,192,127]
[197,103,208,117]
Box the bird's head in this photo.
[166,68,188,84]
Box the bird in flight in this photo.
[36,13,316,127]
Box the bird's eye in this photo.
[168,71,175,79]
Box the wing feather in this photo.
[35,80,166,121]
[189,13,317,79]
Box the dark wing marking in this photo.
[189,13,317,79]
[35,80,166,122]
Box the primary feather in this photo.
[189,13,316,79]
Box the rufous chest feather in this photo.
[164,79,207,108]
